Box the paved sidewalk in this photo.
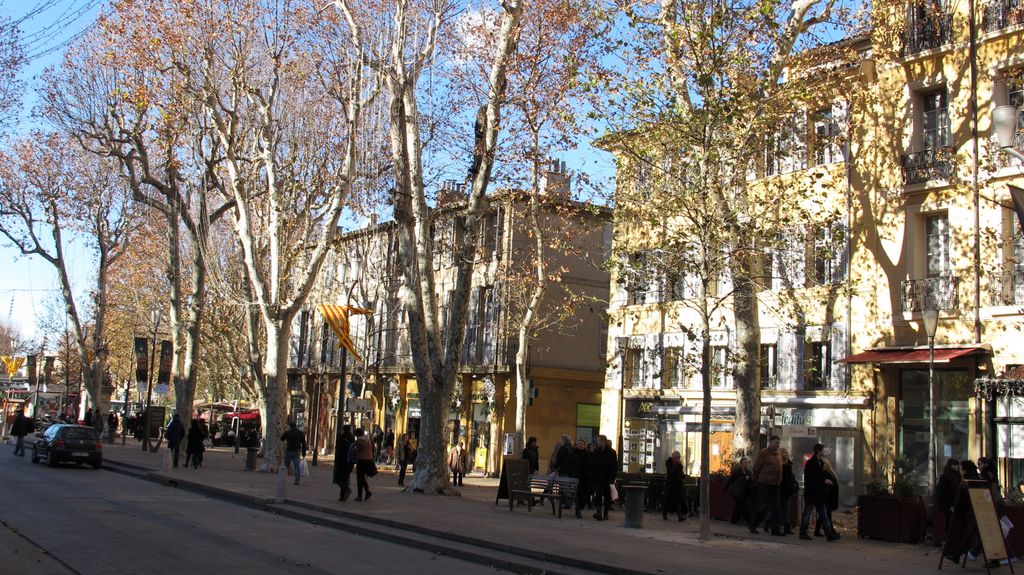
[97,438,969,575]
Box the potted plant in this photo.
[858,456,925,543]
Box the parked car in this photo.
[32,424,103,469]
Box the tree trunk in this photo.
[259,318,292,469]
[732,239,761,456]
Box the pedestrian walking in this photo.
[447,440,469,486]
[663,450,688,522]
[185,419,205,469]
[353,428,375,501]
[396,433,411,486]
[11,408,30,456]
[748,435,784,536]
[165,414,186,468]
[522,436,540,475]
[798,443,840,541]
[372,425,384,463]
[724,457,753,524]
[280,422,307,485]
[590,435,617,521]
[815,457,839,537]
[384,428,395,464]
[333,425,355,501]
[84,408,93,427]
[92,408,104,435]
[777,448,798,535]
[570,438,591,517]
[107,412,119,443]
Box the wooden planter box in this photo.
[858,494,925,543]
[1000,504,1024,555]
[708,476,735,520]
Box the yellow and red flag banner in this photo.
[318,305,373,361]
[1,355,25,377]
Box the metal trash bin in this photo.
[245,447,258,471]
[623,484,647,528]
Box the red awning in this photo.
[839,346,988,364]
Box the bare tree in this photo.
[0,134,138,414]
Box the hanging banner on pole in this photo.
[134,337,148,386]
[318,305,372,361]
[155,340,173,395]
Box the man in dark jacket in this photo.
[11,408,30,456]
[590,435,618,521]
[522,436,540,475]
[569,438,591,517]
[280,422,307,486]
[165,414,186,468]
[799,443,840,541]
[553,435,573,476]
[333,425,355,501]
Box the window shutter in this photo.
[830,223,848,284]
[482,286,498,364]
[830,323,847,390]
[775,227,807,289]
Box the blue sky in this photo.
[1,0,102,344]
[0,0,617,345]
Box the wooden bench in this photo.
[509,475,579,518]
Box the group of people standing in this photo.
[522,434,619,521]
[726,436,841,541]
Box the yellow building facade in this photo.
[602,4,1024,502]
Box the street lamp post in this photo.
[922,302,940,499]
[142,309,162,451]
[312,361,325,466]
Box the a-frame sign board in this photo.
[939,480,1013,573]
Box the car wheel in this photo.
[46,450,58,467]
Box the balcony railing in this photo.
[902,276,960,313]
[901,146,954,185]
[992,270,1024,305]
[983,0,1024,32]
[902,13,953,56]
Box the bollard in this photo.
[245,447,258,471]
[160,449,172,473]
[623,484,647,528]
[274,465,288,502]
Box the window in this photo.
[664,347,686,388]
[669,271,703,301]
[806,341,832,389]
[711,345,730,389]
[813,108,842,165]
[626,348,645,389]
[478,210,500,261]
[625,252,655,305]
[1012,220,1024,304]
[760,344,778,389]
[810,224,846,286]
[921,89,950,151]
[926,214,950,278]
[764,115,808,176]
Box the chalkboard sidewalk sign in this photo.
[939,480,1014,573]
[495,457,529,505]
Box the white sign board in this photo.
[347,398,372,412]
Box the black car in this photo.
[32,424,103,469]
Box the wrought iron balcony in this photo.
[902,13,953,56]
[983,0,1024,32]
[992,270,1024,306]
[900,146,954,185]
[902,276,960,313]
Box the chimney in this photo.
[437,180,468,206]
[540,158,570,197]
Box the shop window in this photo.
[899,368,971,493]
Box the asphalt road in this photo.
[0,449,507,575]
